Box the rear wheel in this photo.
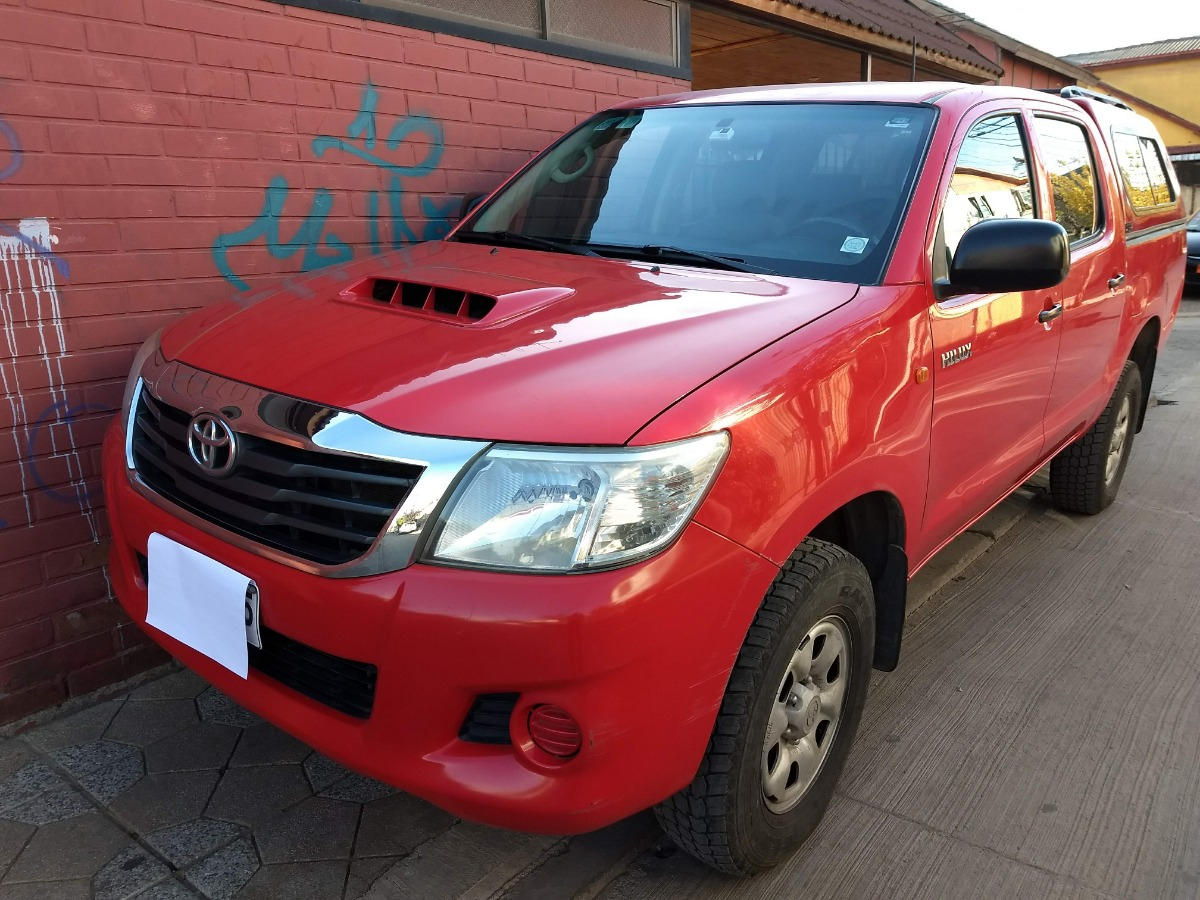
[1050,360,1142,515]
[654,538,875,875]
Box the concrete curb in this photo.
[495,813,661,900]
[906,483,1043,619]
[0,661,179,739]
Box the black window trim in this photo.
[1032,112,1106,251]
[266,0,691,80]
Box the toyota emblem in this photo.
[187,412,238,476]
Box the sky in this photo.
[932,0,1200,57]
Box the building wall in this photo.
[1091,57,1200,148]
[932,28,1076,90]
[0,0,686,724]
[1179,180,1198,215]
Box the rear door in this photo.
[1029,110,1126,450]
[922,107,1062,555]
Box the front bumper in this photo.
[103,422,777,833]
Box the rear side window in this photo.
[1112,131,1175,211]
[1033,116,1101,244]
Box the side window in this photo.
[937,114,1035,276]
[1033,116,1102,244]
[1137,136,1174,204]
[1112,131,1176,211]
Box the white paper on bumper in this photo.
[147,532,252,678]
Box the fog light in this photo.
[528,705,581,758]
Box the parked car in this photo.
[104,82,1187,875]
[1187,208,1200,291]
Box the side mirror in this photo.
[935,218,1069,300]
[458,191,488,222]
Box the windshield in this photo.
[456,103,936,283]
[1189,209,1200,230]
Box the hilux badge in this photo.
[187,412,238,476]
[941,342,973,368]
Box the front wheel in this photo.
[1050,359,1142,515]
[654,538,875,875]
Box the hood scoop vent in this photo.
[345,277,497,323]
[337,271,576,325]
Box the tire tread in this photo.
[1050,360,1141,515]
[653,538,859,875]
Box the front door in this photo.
[921,109,1062,560]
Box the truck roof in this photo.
[623,81,1089,111]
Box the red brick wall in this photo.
[0,0,687,724]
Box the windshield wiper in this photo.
[457,230,600,257]
[597,244,778,275]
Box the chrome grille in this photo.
[131,390,423,566]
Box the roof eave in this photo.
[723,0,1003,79]
[1073,49,1200,70]
[906,0,1096,82]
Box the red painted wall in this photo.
[0,0,686,724]
[945,28,1075,90]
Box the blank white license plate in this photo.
[146,533,259,678]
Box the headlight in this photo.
[120,328,163,419]
[426,432,730,572]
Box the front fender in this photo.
[633,285,933,568]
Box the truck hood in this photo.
[164,242,858,444]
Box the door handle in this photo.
[1038,303,1064,324]
[1108,273,1126,289]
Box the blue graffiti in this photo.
[213,82,456,290]
[0,117,20,181]
[24,401,111,506]
[211,178,352,288]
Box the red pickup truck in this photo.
[103,82,1188,874]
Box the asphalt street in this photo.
[1155,296,1200,400]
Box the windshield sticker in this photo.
[885,116,913,128]
[708,118,735,141]
[709,128,734,141]
[840,236,869,254]
[593,112,642,132]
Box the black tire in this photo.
[654,538,875,875]
[1050,360,1142,515]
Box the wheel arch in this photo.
[807,491,908,671]
[1127,316,1160,432]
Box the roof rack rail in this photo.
[1046,85,1132,111]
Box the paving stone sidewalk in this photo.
[0,669,545,900]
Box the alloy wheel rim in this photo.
[761,615,850,813]
[1105,395,1132,486]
